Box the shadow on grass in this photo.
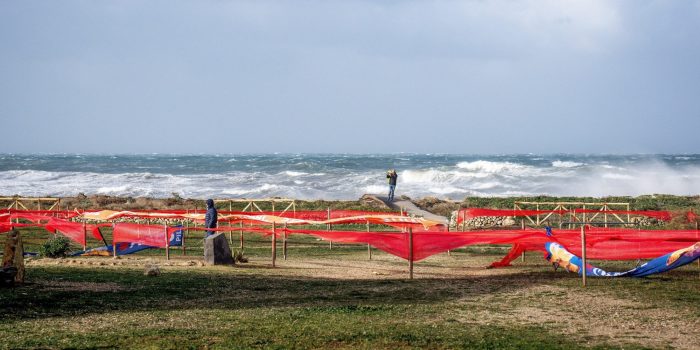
[1,265,570,321]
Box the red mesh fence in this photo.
[3,211,698,267]
[113,223,173,247]
[285,227,700,263]
[0,213,105,245]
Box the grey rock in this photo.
[204,233,235,265]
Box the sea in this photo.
[1,154,699,200]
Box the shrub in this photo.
[39,236,72,258]
[233,250,248,263]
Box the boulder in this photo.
[1,229,24,286]
[203,233,235,265]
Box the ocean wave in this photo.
[456,160,528,173]
[1,155,700,200]
[552,160,584,168]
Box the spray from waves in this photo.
[1,155,700,199]
[456,160,528,173]
[552,160,584,168]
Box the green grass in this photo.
[1,264,614,350]
[2,239,699,349]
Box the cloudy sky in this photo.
[1,1,699,154]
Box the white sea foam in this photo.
[456,160,527,173]
[552,160,584,168]
[601,173,635,180]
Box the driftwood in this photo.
[1,229,25,286]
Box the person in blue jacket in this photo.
[204,198,218,238]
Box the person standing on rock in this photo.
[386,169,398,202]
[204,199,218,238]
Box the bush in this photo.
[233,250,248,263]
[39,236,72,258]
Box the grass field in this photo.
[2,227,700,349]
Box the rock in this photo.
[203,233,235,265]
[2,229,24,285]
[144,263,161,276]
[503,217,516,226]
[359,194,391,209]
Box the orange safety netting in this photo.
[0,213,106,246]
[112,223,174,247]
[283,227,700,263]
[4,212,699,267]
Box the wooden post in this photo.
[182,220,187,256]
[112,223,117,258]
[446,224,450,256]
[627,203,631,224]
[271,222,276,267]
[536,203,540,225]
[558,205,563,228]
[569,210,574,229]
[366,220,371,260]
[581,225,587,287]
[82,222,87,251]
[229,202,233,246]
[283,223,287,261]
[604,204,608,228]
[239,221,244,249]
[408,228,414,280]
[327,207,332,250]
[520,220,525,262]
[582,204,587,225]
[164,224,170,260]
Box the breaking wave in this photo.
[0,154,699,199]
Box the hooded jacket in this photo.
[204,199,218,233]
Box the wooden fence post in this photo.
[239,221,244,249]
[408,227,414,280]
[283,223,288,261]
[271,222,276,267]
[366,220,371,260]
[521,219,525,262]
[164,224,170,261]
[581,225,587,287]
[182,220,187,256]
[82,222,87,251]
[228,201,233,246]
[446,224,451,256]
[112,223,117,258]
[327,207,332,249]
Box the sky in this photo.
[1,0,699,155]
